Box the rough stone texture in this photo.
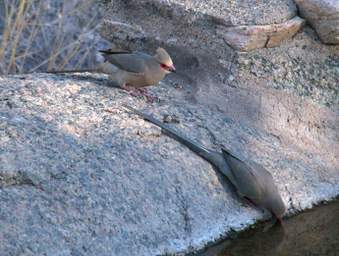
[217,16,305,51]
[0,1,4,31]
[102,0,338,107]
[214,27,339,111]
[1,0,338,255]
[0,71,338,255]
[295,0,339,44]
[102,0,297,53]
[117,0,297,26]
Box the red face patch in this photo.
[160,63,169,70]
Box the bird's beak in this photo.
[169,65,176,73]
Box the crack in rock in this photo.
[0,171,43,190]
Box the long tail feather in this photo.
[46,68,97,74]
[99,49,130,55]
[122,105,215,162]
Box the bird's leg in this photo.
[120,83,134,91]
[121,84,158,102]
[137,87,148,94]
[137,88,159,103]
[120,84,145,98]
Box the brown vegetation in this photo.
[0,0,104,74]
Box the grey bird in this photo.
[48,48,176,98]
[123,105,286,222]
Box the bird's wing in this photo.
[99,49,153,73]
[221,148,264,201]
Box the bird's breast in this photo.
[145,68,166,85]
[124,65,166,87]
[124,72,149,87]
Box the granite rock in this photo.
[217,16,305,51]
[295,0,339,44]
[102,0,298,52]
[0,0,338,255]
[0,71,338,255]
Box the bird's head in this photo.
[268,195,286,221]
[155,48,176,74]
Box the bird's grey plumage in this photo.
[47,47,175,89]
[100,50,152,74]
[122,104,223,166]
[123,105,286,220]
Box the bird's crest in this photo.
[155,48,173,66]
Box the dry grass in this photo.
[0,0,105,75]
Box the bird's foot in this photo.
[121,84,144,98]
[139,89,159,103]
[141,89,160,103]
[122,85,159,103]
[121,84,134,91]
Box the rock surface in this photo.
[295,0,339,44]
[0,71,338,255]
[102,0,300,52]
[216,16,305,51]
[109,0,297,26]
[1,0,338,255]
[155,0,297,25]
[102,0,339,107]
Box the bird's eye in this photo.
[160,63,168,70]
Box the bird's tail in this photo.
[99,49,130,55]
[46,68,98,74]
[122,105,216,162]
